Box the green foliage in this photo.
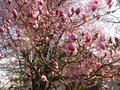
[74,84,89,90]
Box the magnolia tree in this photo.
[0,0,120,90]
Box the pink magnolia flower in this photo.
[67,42,77,52]
[41,75,48,81]
[16,28,23,35]
[0,27,5,33]
[92,4,97,11]
[100,35,105,42]
[75,8,80,15]
[68,12,73,17]
[68,12,71,17]
[107,0,113,8]
[107,0,112,4]
[68,33,77,42]
[85,33,92,42]
[94,0,98,4]
[81,13,89,21]
[99,41,106,50]
[67,7,74,17]
[95,63,101,68]
[108,2,113,8]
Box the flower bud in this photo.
[58,10,64,17]
[100,36,105,42]
[56,9,59,15]
[68,12,72,17]
[107,0,112,4]
[7,0,12,4]
[92,4,97,11]
[99,41,106,50]
[13,9,18,18]
[96,63,101,68]
[0,53,5,58]
[61,16,66,22]
[108,2,113,8]
[71,7,74,14]
[75,8,80,15]
[115,37,119,43]
[86,33,92,42]
[68,33,77,42]
[94,0,98,4]
[67,42,77,52]
[16,28,23,35]
[0,27,5,33]
[81,14,89,21]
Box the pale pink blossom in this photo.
[107,0,113,8]
[92,4,97,11]
[41,75,48,81]
[0,27,5,33]
[16,28,23,35]
[85,33,92,42]
[99,41,106,50]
